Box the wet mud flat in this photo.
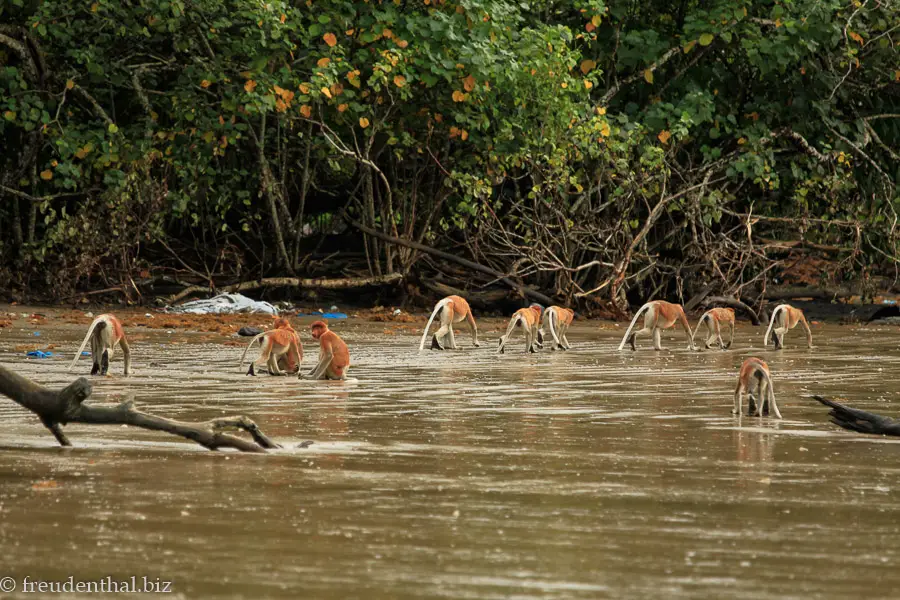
[1,314,900,598]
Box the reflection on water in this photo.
[2,320,900,598]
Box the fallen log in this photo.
[812,395,900,436]
[420,279,509,308]
[0,365,280,452]
[162,273,403,305]
[342,213,555,306]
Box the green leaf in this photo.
[699,33,714,46]
[107,123,119,133]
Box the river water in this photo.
[1,317,899,598]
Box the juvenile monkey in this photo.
[69,313,131,376]
[617,300,695,351]
[763,304,812,349]
[540,305,574,351]
[691,307,735,350]
[734,357,781,419]
[418,295,480,351]
[303,320,350,380]
[498,304,543,354]
[239,317,303,376]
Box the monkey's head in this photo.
[310,320,329,339]
[273,317,293,330]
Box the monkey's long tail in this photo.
[617,303,652,350]
[812,395,900,436]
[418,298,451,351]
[497,314,523,353]
[763,304,788,347]
[689,311,711,349]
[68,315,106,371]
[238,332,269,369]
[547,309,562,348]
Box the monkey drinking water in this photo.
[69,314,131,376]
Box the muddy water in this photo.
[2,318,900,599]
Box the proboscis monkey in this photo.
[691,307,735,350]
[617,300,695,351]
[303,320,350,380]
[69,314,131,376]
[418,295,480,351]
[763,304,812,349]
[239,317,303,376]
[540,305,574,351]
[498,304,543,353]
[734,357,781,419]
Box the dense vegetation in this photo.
[1,0,897,310]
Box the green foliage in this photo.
[0,0,897,298]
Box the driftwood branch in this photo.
[0,365,280,452]
[163,273,403,305]
[812,395,900,436]
[343,214,555,306]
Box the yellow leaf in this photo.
[396,39,409,48]
[275,99,288,112]
[657,130,671,144]
[599,122,610,137]
[382,28,394,39]
[321,86,332,99]
[643,69,654,84]
[201,80,211,88]
[452,90,467,102]
[393,75,406,88]
[299,83,310,94]
[359,117,370,128]
[775,18,782,27]
[598,107,606,115]
[683,40,697,53]
[585,22,596,33]
[584,79,593,89]
[895,70,900,82]
[463,74,476,92]
[40,169,53,180]
[323,33,337,47]
[3,110,15,121]
[849,31,864,45]
[244,80,257,93]
[218,115,225,125]
[560,81,568,88]
[90,2,98,12]
[461,129,468,141]
[737,137,747,145]
[300,105,312,118]
[66,79,75,90]
[580,59,596,74]
[280,13,286,23]
[449,126,459,138]
[317,57,331,67]
[434,113,443,123]
[591,15,601,27]
[337,103,348,112]
[346,29,355,35]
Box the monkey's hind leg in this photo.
[90,334,101,375]
[652,327,664,351]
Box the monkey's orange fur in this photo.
[308,320,350,380]
[763,304,813,349]
[418,294,480,351]
[734,357,781,418]
[691,307,735,350]
[239,317,303,375]
[618,300,694,351]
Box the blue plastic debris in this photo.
[81,351,91,356]
[26,350,53,358]
[33,331,41,336]
[296,312,348,319]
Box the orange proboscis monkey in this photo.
[418,295,480,351]
[239,317,303,376]
[617,300,695,351]
[303,320,350,380]
[540,306,575,351]
[69,314,131,376]
[691,307,735,350]
[763,304,813,349]
[734,357,782,419]
[498,304,543,353]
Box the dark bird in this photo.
[812,395,900,436]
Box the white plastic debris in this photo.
[166,293,279,315]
